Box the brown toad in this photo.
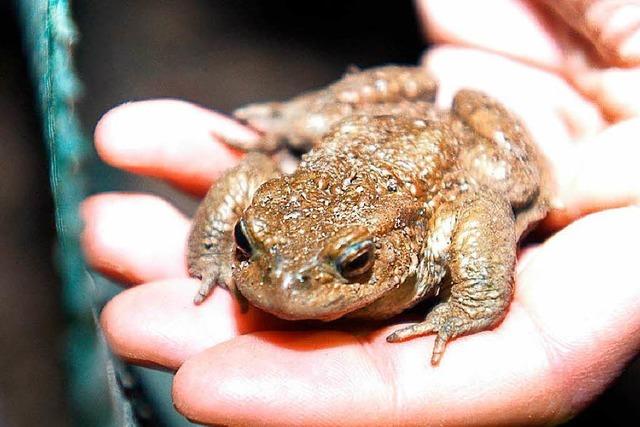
[187,66,551,364]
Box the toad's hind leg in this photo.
[451,90,549,236]
[187,153,280,305]
[387,190,516,365]
[229,66,438,152]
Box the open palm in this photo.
[83,1,640,424]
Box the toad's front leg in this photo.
[387,190,516,365]
[228,66,438,152]
[187,153,280,305]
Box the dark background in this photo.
[1,1,639,425]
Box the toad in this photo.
[187,66,551,364]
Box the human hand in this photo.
[82,1,640,424]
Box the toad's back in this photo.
[298,92,548,238]
[300,113,455,203]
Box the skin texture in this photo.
[83,1,640,425]
[187,66,551,364]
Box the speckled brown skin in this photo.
[188,152,279,305]
[187,66,551,364]
[229,66,438,152]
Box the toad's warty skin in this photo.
[187,66,551,364]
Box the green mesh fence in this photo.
[18,1,192,425]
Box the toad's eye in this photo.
[234,220,253,261]
[336,240,374,280]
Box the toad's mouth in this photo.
[236,282,367,322]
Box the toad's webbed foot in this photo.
[227,102,285,152]
[387,302,477,365]
[193,266,224,305]
[388,190,516,365]
[194,266,250,310]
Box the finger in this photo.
[418,0,640,69]
[81,193,190,285]
[172,311,554,426]
[547,117,640,227]
[424,47,605,162]
[417,0,565,69]
[539,0,640,121]
[516,206,640,410]
[172,207,640,426]
[95,100,257,195]
[100,278,281,370]
[570,65,640,120]
[540,0,640,67]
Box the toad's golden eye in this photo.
[233,220,253,261]
[336,240,374,279]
